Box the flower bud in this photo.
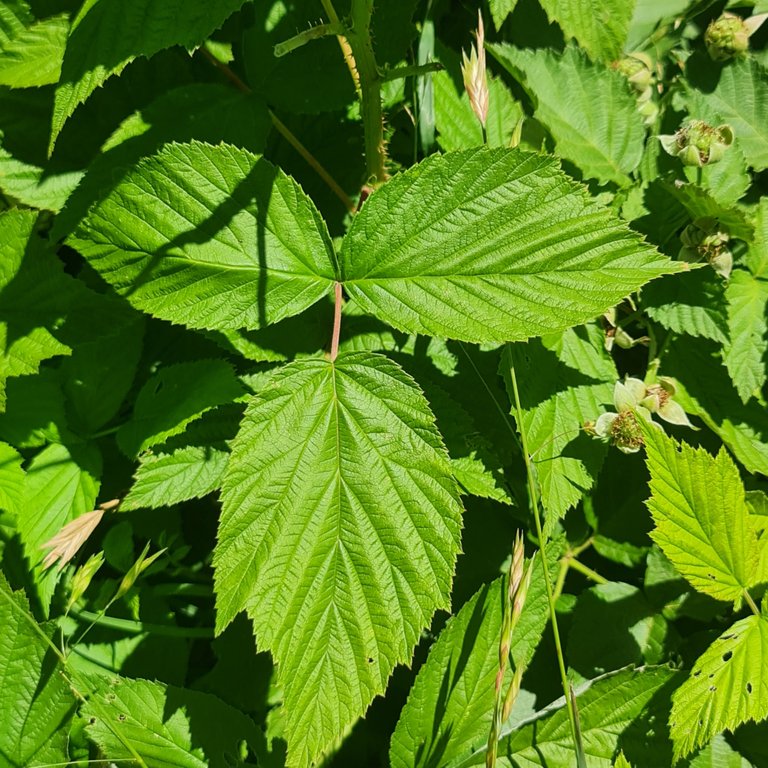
[679,217,732,278]
[659,120,734,167]
[613,53,653,93]
[705,13,750,61]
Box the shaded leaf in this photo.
[490,45,645,185]
[0,440,23,516]
[17,442,101,614]
[0,12,67,87]
[0,573,75,767]
[539,0,636,61]
[70,141,337,333]
[84,676,265,767]
[723,270,768,403]
[117,360,243,457]
[502,324,616,529]
[390,551,555,768]
[51,0,247,147]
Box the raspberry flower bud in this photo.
[680,217,733,278]
[659,120,734,167]
[462,11,489,129]
[613,53,653,93]
[704,13,765,61]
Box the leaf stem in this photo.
[319,0,361,92]
[744,589,760,617]
[568,557,609,585]
[381,61,443,82]
[330,282,343,361]
[199,46,355,213]
[507,361,578,748]
[69,607,215,639]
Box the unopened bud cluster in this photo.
[680,217,733,278]
[487,532,533,768]
[613,53,657,125]
[704,12,767,61]
[462,11,489,129]
[659,120,734,167]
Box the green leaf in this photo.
[122,444,230,511]
[687,734,753,767]
[568,582,667,678]
[488,0,519,28]
[0,573,75,767]
[746,197,768,279]
[502,324,616,529]
[117,360,243,457]
[455,666,675,767]
[0,209,76,410]
[670,615,768,760]
[643,269,729,343]
[17,442,101,614]
[685,59,768,171]
[50,0,247,149]
[489,45,645,185]
[538,0,636,61]
[0,13,67,87]
[0,440,23,516]
[663,338,768,477]
[643,427,764,601]
[0,0,31,46]
[390,552,554,768]
[214,351,463,767]
[83,676,265,767]
[723,270,768,403]
[70,141,337,332]
[433,69,523,151]
[340,148,675,343]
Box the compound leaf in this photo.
[0,573,75,767]
[670,615,768,760]
[643,427,764,601]
[70,141,337,333]
[539,0,636,61]
[723,270,768,403]
[390,551,554,768]
[83,676,265,767]
[490,45,645,185]
[214,351,463,767]
[341,148,674,343]
[51,0,247,148]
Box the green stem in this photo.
[381,61,443,82]
[568,558,609,585]
[346,0,386,183]
[744,590,760,617]
[508,361,578,748]
[199,46,355,213]
[69,608,215,639]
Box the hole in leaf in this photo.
[709,686,716,692]
[722,651,732,662]
[693,670,701,677]
[747,682,753,694]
